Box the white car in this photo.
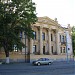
[32,58,53,66]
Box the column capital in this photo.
[40,26,43,29]
[48,28,51,31]
[31,25,34,30]
[56,29,59,33]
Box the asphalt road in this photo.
[0,61,75,75]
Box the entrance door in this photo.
[51,46,53,54]
[43,46,45,54]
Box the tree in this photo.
[72,26,75,55]
[0,0,37,63]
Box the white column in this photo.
[30,26,34,54]
[40,26,43,54]
[30,38,33,54]
[48,28,52,54]
[56,30,60,54]
[22,32,26,54]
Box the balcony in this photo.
[61,42,66,45]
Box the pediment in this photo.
[37,16,61,28]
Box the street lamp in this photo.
[24,32,26,63]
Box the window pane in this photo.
[51,46,53,53]
[51,34,53,41]
[60,47,62,53]
[42,32,45,40]
[33,45,36,53]
[63,47,65,53]
[33,32,36,40]
[60,35,61,42]
[20,31,22,39]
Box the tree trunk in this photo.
[3,41,10,64]
[5,50,10,64]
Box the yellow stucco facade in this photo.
[29,17,73,61]
[0,17,73,62]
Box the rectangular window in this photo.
[42,32,45,40]
[20,31,23,39]
[51,46,53,53]
[60,35,61,42]
[33,31,36,40]
[60,47,62,53]
[43,46,45,54]
[51,34,53,41]
[14,45,18,52]
[33,45,36,53]
[62,35,64,42]
[63,47,65,53]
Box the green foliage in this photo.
[72,26,75,55]
[0,0,37,53]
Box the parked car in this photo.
[32,58,53,66]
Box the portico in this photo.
[30,26,61,55]
[29,17,73,62]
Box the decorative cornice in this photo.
[33,16,71,33]
[37,16,62,28]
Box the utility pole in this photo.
[24,33,26,63]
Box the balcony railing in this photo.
[61,42,66,45]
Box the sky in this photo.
[32,0,75,27]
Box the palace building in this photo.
[0,16,73,63]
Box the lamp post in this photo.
[24,32,26,63]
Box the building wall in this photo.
[29,17,73,61]
[65,26,73,55]
[0,17,73,62]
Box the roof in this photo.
[36,16,63,29]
